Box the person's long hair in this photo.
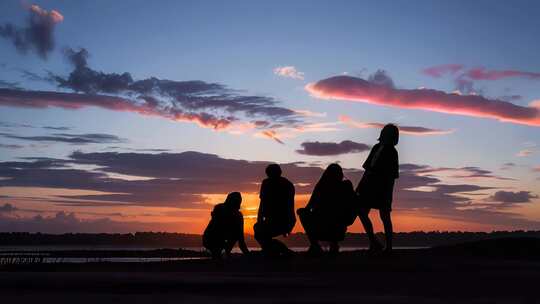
[224,192,242,210]
[308,164,344,207]
[378,124,399,146]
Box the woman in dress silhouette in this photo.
[356,124,399,253]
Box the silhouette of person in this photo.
[356,124,399,253]
[203,192,249,259]
[254,164,296,257]
[297,163,356,256]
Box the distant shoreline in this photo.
[1,231,539,248]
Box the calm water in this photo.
[0,246,427,252]
[0,246,427,263]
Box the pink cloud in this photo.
[339,115,454,136]
[306,76,540,127]
[29,4,64,24]
[273,66,304,80]
[465,67,540,81]
[422,64,464,78]
[0,88,232,130]
[516,149,533,157]
[423,64,540,81]
[258,130,284,144]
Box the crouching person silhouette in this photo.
[297,164,356,256]
[254,164,296,257]
[203,192,249,259]
[356,124,399,253]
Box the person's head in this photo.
[378,124,399,146]
[265,164,282,178]
[224,192,242,210]
[320,163,344,183]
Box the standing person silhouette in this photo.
[254,164,296,257]
[203,192,249,259]
[297,163,356,256]
[356,124,399,253]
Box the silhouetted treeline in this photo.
[0,232,202,247]
[0,231,539,248]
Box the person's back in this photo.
[259,176,295,234]
[254,164,296,257]
[298,164,355,255]
[204,203,241,242]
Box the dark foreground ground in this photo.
[1,238,540,303]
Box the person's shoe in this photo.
[306,244,324,257]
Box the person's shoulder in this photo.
[389,145,398,156]
[341,179,353,189]
[236,210,244,219]
[281,176,293,185]
[211,203,225,216]
[381,144,397,154]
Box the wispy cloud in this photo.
[516,149,533,157]
[422,64,464,78]
[465,67,540,81]
[423,64,540,81]
[256,122,341,144]
[0,143,24,149]
[1,151,537,229]
[423,64,540,95]
[0,48,317,140]
[0,132,125,145]
[273,66,305,80]
[0,4,63,59]
[293,109,326,117]
[296,140,371,156]
[339,115,455,136]
[486,191,538,208]
[259,130,284,144]
[501,162,516,170]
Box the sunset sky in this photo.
[1,0,539,234]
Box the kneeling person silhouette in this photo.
[254,164,296,257]
[297,164,356,256]
[203,192,249,259]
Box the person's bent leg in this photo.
[379,209,393,252]
[329,240,340,256]
[204,236,224,259]
[270,239,295,257]
[254,223,272,253]
[210,247,223,259]
[298,208,322,255]
[358,208,381,250]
